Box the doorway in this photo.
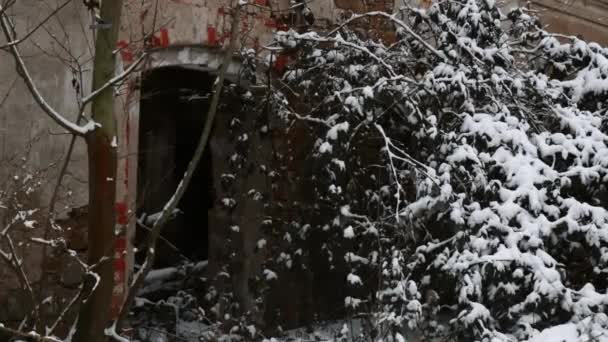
[137,66,215,267]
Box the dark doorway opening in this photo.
[137,66,215,268]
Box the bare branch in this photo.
[80,52,147,107]
[0,324,62,342]
[7,235,38,311]
[280,31,398,77]
[47,285,84,335]
[0,0,72,49]
[0,0,15,16]
[328,11,446,60]
[0,9,95,136]
[0,76,17,108]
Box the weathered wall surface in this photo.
[0,0,91,207]
[2,0,608,329]
[532,0,608,45]
[0,0,92,325]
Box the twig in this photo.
[0,325,62,342]
[0,0,72,49]
[0,76,17,107]
[0,10,94,136]
[327,11,446,60]
[80,53,148,107]
[284,31,397,77]
[0,233,41,330]
[47,285,84,335]
[136,219,193,263]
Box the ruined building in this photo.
[0,0,606,328]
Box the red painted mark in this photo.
[277,22,289,31]
[274,54,288,73]
[115,237,126,261]
[150,35,162,48]
[207,26,218,46]
[160,28,170,47]
[117,40,133,63]
[111,210,128,305]
[264,17,277,28]
[116,202,128,225]
[111,202,128,318]
[218,6,225,16]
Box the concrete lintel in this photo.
[146,45,244,84]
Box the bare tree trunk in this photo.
[73,1,123,341]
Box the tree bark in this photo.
[73,1,123,341]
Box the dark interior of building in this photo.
[137,66,215,268]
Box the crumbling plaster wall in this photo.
[531,0,608,45]
[0,0,92,323]
[0,0,91,209]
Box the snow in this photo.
[344,95,363,115]
[526,323,579,342]
[344,296,362,308]
[176,320,213,342]
[319,141,333,153]
[344,252,369,264]
[142,208,181,226]
[104,322,129,342]
[22,220,36,229]
[346,273,362,285]
[269,6,608,339]
[343,226,355,239]
[263,269,278,280]
[332,158,346,171]
[326,122,350,140]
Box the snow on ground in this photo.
[527,324,579,342]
